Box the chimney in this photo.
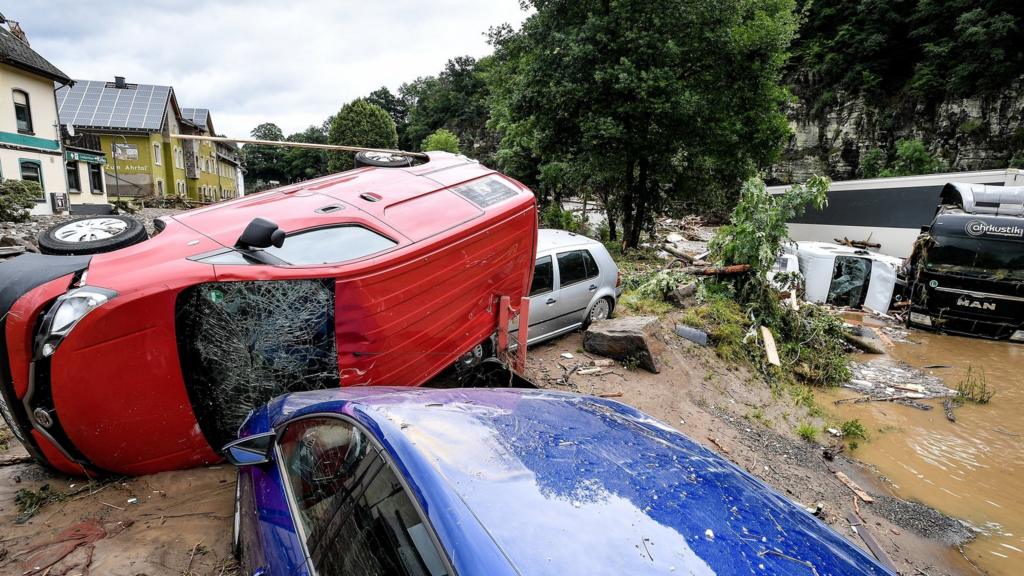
[114,76,126,89]
[7,21,29,46]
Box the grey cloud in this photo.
[9,0,527,137]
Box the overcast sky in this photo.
[8,0,528,138]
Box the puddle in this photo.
[825,329,1024,575]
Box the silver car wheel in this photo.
[590,299,610,322]
[52,218,129,242]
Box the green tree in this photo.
[283,124,330,182]
[879,139,943,176]
[421,128,461,153]
[490,0,798,247]
[0,179,42,222]
[241,123,287,189]
[326,99,398,172]
[858,148,887,178]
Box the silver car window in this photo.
[531,256,554,296]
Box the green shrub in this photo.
[421,128,461,153]
[796,422,817,442]
[956,366,994,404]
[841,419,867,439]
[540,203,588,234]
[0,179,42,222]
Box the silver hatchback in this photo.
[520,229,622,345]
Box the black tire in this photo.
[354,150,415,168]
[38,216,148,255]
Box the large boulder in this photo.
[583,316,661,373]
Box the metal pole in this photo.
[112,137,122,206]
[173,133,430,160]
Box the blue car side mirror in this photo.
[222,432,276,466]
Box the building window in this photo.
[154,143,162,165]
[66,161,81,192]
[19,160,43,201]
[13,90,32,133]
[89,164,104,194]
[156,180,164,196]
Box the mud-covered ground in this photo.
[0,312,980,575]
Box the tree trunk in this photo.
[621,158,637,249]
[627,157,649,248]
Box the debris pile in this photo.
[0,209,179,261]
[654,216,717,262]
[838,359,955,408]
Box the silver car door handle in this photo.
[589,284,598,291]
[546,298,557,304]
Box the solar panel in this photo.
[56,79,171,131]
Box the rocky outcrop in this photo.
[771,79,1024,183]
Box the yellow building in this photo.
[55,78,239,204]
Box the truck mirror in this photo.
[236,218,285,250]
[920,225,930,233]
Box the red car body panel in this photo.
[0,154,537,476]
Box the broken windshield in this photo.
[925,235,1024,280]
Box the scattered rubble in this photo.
[0,209,179,260]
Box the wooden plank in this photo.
[760,326,781,367]
[0,245,27,257]
[836,471,875,503]
[846,512,898,572]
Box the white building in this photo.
[0,22,74,215]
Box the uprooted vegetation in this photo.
[956,365,995,404]
[617,176,851,389]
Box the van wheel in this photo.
[354,150,414,168]
[38,216,147,255]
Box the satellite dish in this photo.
[65,124,75,137]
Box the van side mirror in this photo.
[920,225,931,233]
[222,432,276,466]
[236,218,285,250]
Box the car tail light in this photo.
[36,286,117,358]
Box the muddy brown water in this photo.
[824,328,1024,575]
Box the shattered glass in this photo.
[176,280,339,448]
[826,256,871,308]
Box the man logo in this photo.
[956,295,996,311]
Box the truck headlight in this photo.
[1010,330,1024,342]
[909,312,932,327]
[36,287,117,358]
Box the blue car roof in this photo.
[263,387,890,575]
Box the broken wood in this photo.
[577,367,602,376]
[834,237,881,250]
[598,391,623,398]
[846,512,897,572]
[0,455,34,467]
[760,326,781,366]
[944,399,957,423]
[706,435,730,455]
[835,471,874,503]
[661,243,694,263]
[0,245,27,257]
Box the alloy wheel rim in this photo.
[591,300,609,321]
[53,218,129,242]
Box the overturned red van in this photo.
[0,152,536,476]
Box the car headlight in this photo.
[36,286,117,358]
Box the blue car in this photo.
[226,388,892,575]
